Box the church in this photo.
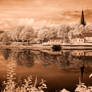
[71,10,92,44]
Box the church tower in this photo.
[81,10,86,26]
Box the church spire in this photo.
[81,10,86,26]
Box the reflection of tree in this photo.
[1,49,11,60]
[0,49,92,68]
[37,51,71,67]
[0,49,35,67]
[10,49,35,67]
[37,50,92,69]
[38,52,56,66]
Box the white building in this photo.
[71,34,84,44]
[71,32,92,44]
[84,33,92,43]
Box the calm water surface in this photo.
[0,49,92,92]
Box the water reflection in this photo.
[0,49,35,67]
[0,49,92,69]
[0,49,92,92]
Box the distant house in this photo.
[71,32,92,44]
[83,33,92,43]
[71,34,84,44]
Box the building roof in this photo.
[72,32,92,39]
[83,32,92,37]
[72,34,84,39]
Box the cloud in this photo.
[0,0,92,9]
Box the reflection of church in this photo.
[71,10,92,44]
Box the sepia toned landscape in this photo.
[0,0,92,92]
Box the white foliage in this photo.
[89,73,92,78]
[0,21,92,44]
[2,61,47,92]
[3,61,16,92]
[19,26,35,41]
[60,88,70,92]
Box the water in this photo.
[0,48,92,92]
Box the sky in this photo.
[0,0,92,22]
[0,0,92,9]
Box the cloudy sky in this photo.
[0,0,92,9]
[0,0,92,22]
